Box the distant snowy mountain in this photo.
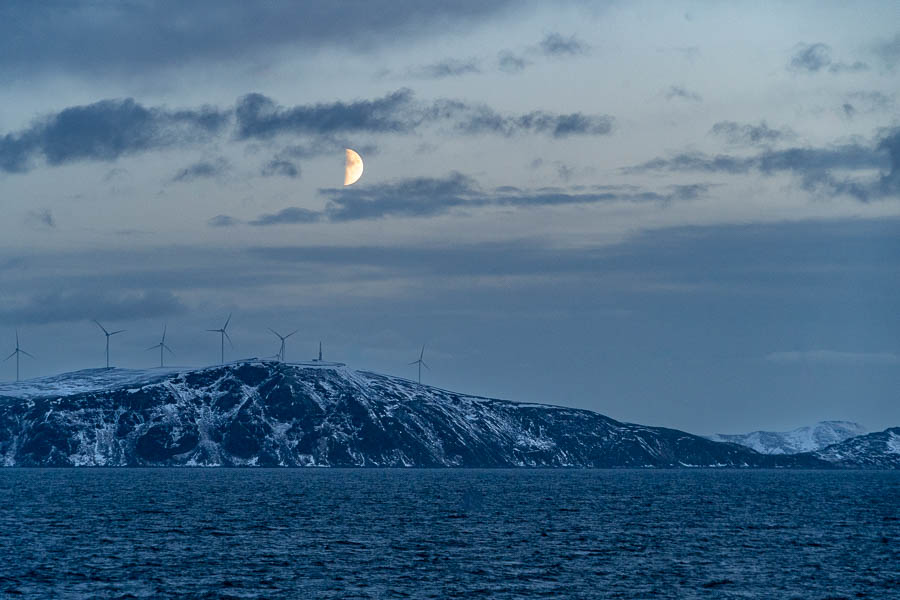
[813,428,900,469]
[707,421,868,455]
[0,361,828,468]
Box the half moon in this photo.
[344,148,364,186]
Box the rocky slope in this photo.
[812,427,900,469]
[0,362,842,468]
[708,421,868,454]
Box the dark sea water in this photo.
[0,470,897,599]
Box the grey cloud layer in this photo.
[788,42,868,74]
[235,91,613,141]
[0,91,614,174]
[0,99,226,173]
[626,128,900,201]
[243,174,707,225]
[710,121,795,146]
[261,159,299,178]
[5,218,898,323]
[874,33,900,69]
[664,86,702,102]
[0,290,186,325]
[172,158,230,183]
[0,1,518,78]
[539,33,590,56]
[407,59,481,79]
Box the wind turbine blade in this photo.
[206,329,220,332]
[4,350,16,361]
[223,313,232,330]
[21,349,35,359]
[162,324,167,342]
[408,360,419,365]
[422,362,429,370]
[268,328,281,339]
[15,330,19,346]
[420,345,425,360]
[146,345,159,351]
[93,320,109,335]
[110,330,125,336]
[163,344,175,356]
[285,330,298,339]
[224,330,234,347]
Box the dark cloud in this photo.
[539,33,589,56]
[556,163,574,182]
[788,42,868,73]
[323,172,479,221]
[1,91,615,174]
[497,51,529,73]
[757,145,882,174]
[0,98,228,173]
[235,89,417,139]
[250,207,322,226]
[664,86,702,102]
[261,158,299,178]
[448,103,614,138]
[246,174,708,225]
[208,215,240,228]
[710,121,795,146]
[624,153,755,175]
[172,158,230,183]
[0,1,517,79]
[628,144,884,176]
[409,58,480,79]
[278,139,377,160]
[790,42,833,72]
[626,129,900,202]
[0,290,186,325]
[25,209,55,229]
[236,91,614,141]
[842,91,895,116]
[873,33,900,69]
[828,60,869,73]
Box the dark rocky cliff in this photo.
[0,362,835,467]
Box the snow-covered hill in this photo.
[0,361,829,468]
[707,421,868,454]
[813,428,900,469]
[0,367,182,399]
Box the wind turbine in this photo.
[5,329,34,382]
[146,324,174,368]
[409,345,428,384]
[313,341,323,362]
[268,328,298,362]
[207,314,233,365]
[94,320,125,369]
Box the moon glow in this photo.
[344,148,364,186]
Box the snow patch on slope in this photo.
[708,421,868,454]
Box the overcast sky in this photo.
[1,1,898,434]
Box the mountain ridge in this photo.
[707,421,869,455]
[0,362,889,468]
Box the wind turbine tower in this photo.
[147,325,175,368]
[207,314,233,365]
[268,328,298,362]
[4,330,34,382]
[94,320,125,369]
[409,345,429,384]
